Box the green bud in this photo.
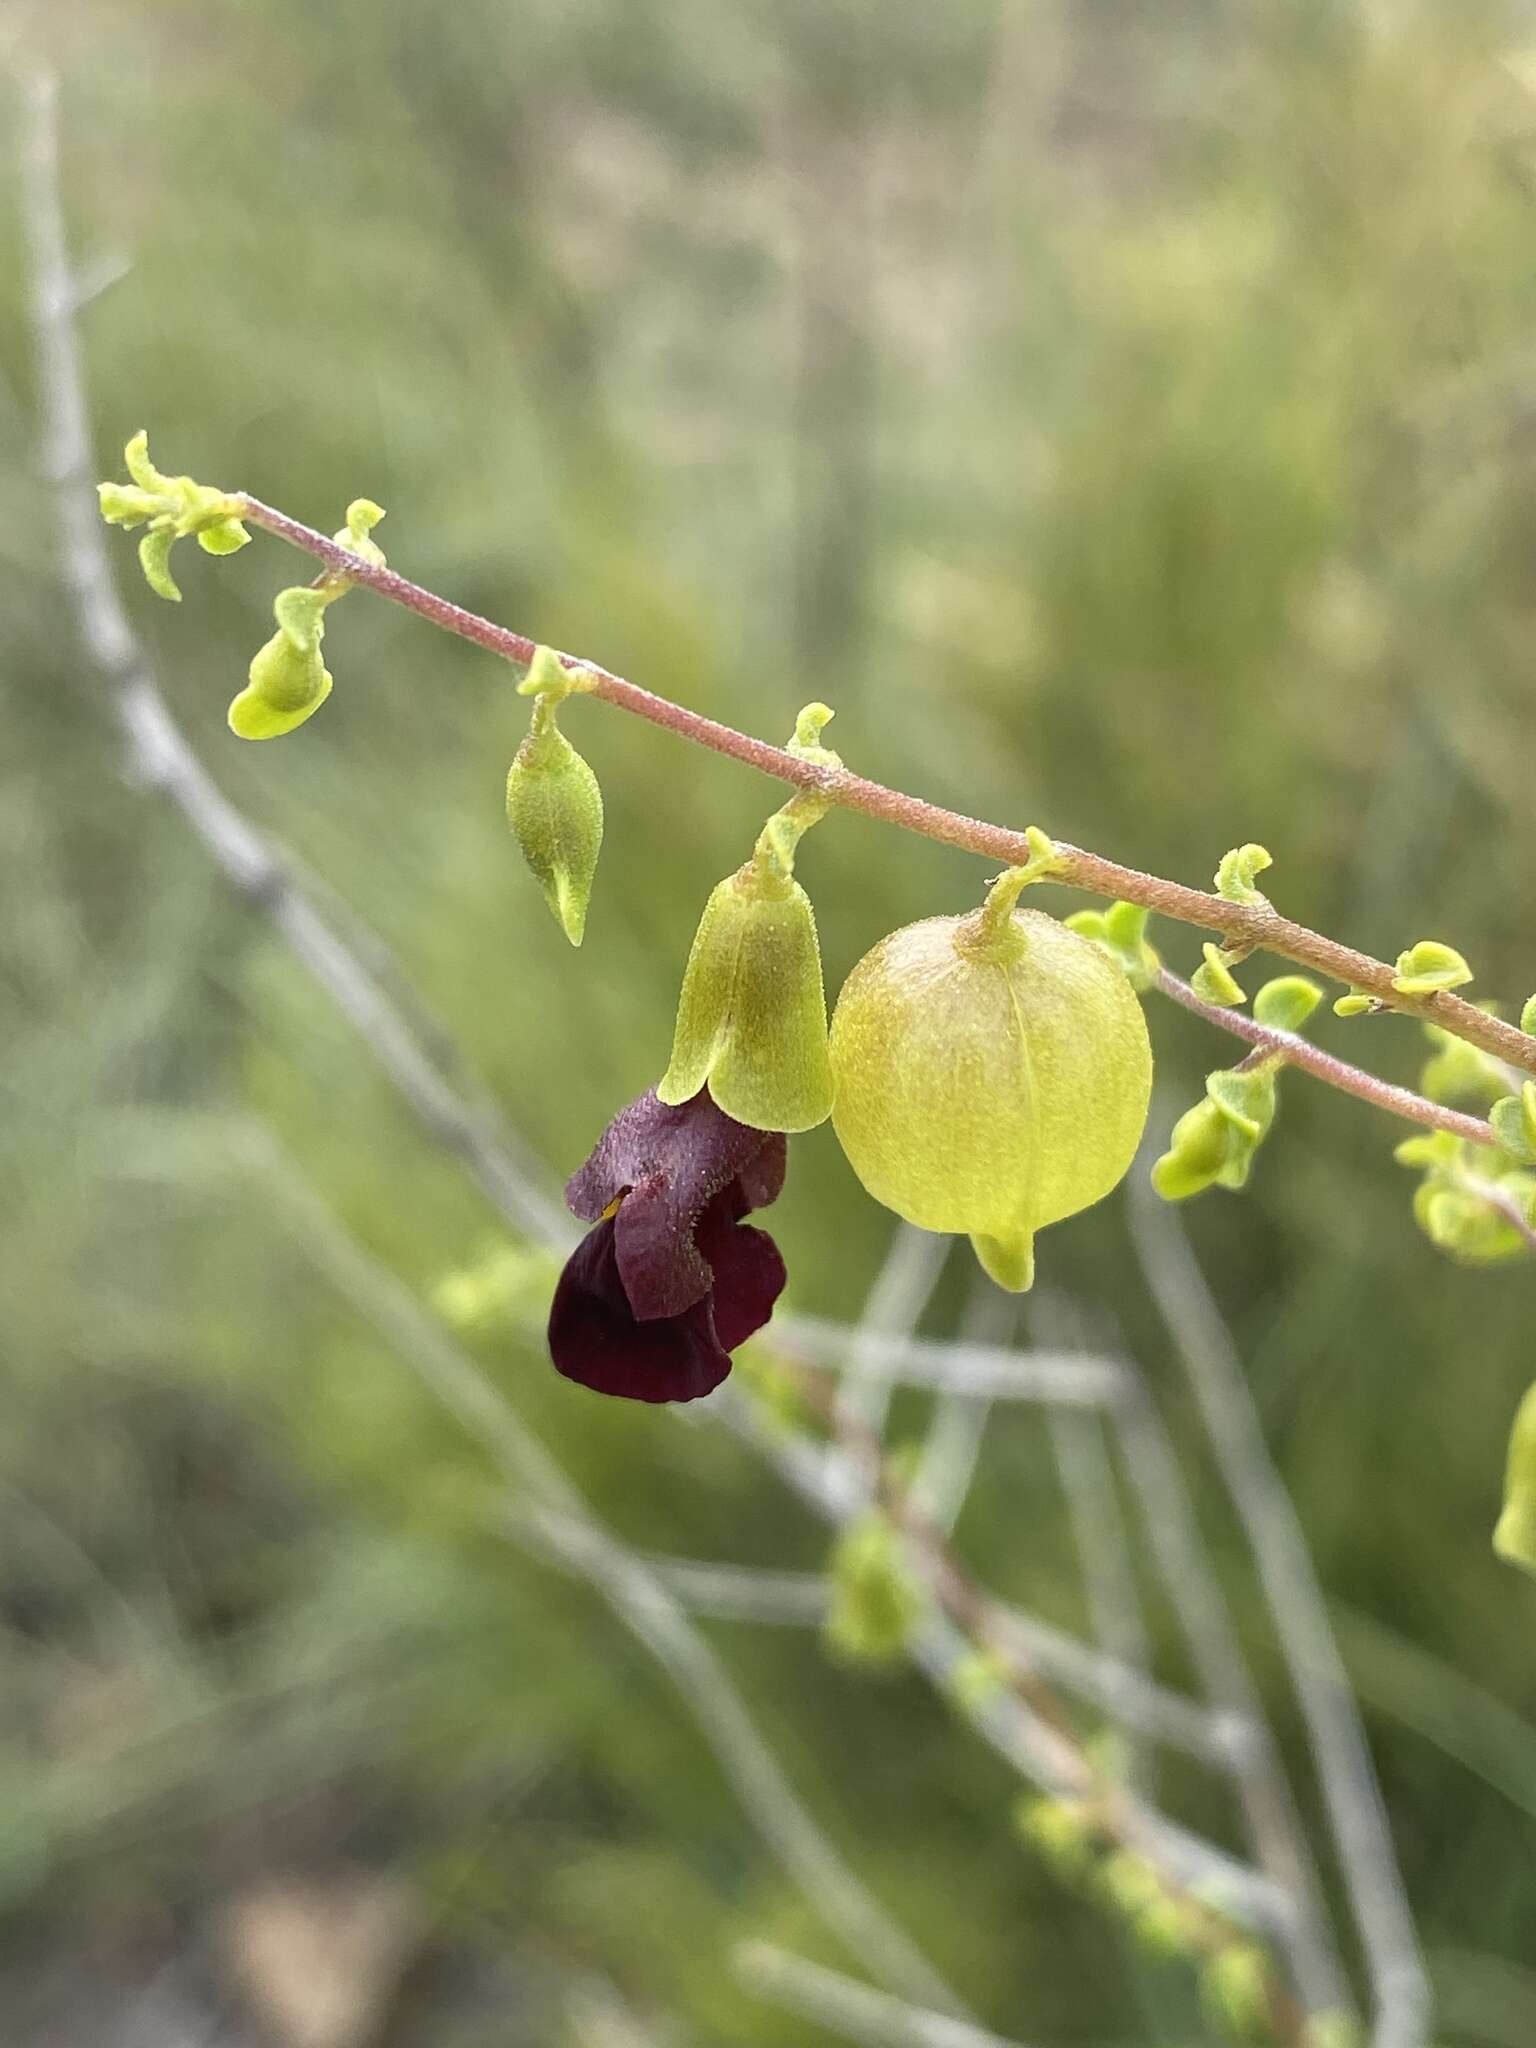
[1153,1059,1278,1201]
[504,694,604,946]
[1411,1175,1534,1264]
[1065,900,1160,991]
[1253,975,1322,1033]
[1523,996,1536,1037]
[829,890,1152,1291]
[1494,1381,1536,1576]
[1303,2016,1364,2048]
[944,1648,1010,1717]
[1191,943,1247,1007]
[124,428,171,495]
[1098,1850,1162,1918]
[1214,843,1272,907]
[1333,990,1378,1018]
[1490,1083,1536,1165]
[97,481,163,527]
[1152,1097,1235,1201]
[333,497,386,568]
[1013,1796,1097,1879]
[228,586,334,739]
[99,433,249,598]
[1200,1942,1271,2039]
[657,861,831,1131]
[823,1511,922,1667]
[1392,940,1473,998]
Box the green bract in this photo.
[1191,942,1247,1007]
[657,860,832,1131]
[228,586,334,739]
[1392,939,1473,997]
[98,431,250,600]
[657,704,839,1132]
[1495,1381,1536,1576]
[828,895,1153,1291]
[505,697,604,946]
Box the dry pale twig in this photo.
[1128,1172,1431,2048]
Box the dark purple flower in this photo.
[548,1088,787,1403]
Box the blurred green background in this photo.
[3,2,1536,2042]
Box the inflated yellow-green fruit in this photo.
[829,903,1152,1290]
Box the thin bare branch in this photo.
[20,70,970,2025]
[736,1942,1033,2048]
[1155,968,1497,1147]
[837,1224,952,1441]
[912,1281,1015,1532]
[1127,1178,1431,2048]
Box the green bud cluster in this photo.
[98,431,249,601]
[505,646,604,947]
[1394,1129,1536,1264]
[822,1510,923,1667]
[1189,845,1274,1004]
[1153,977,1321,1201]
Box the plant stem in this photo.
[238,491,1536,1083]
[1155,969,1497,1146]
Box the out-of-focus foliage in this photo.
[4,0,1536,2040]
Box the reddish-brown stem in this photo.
[1155,969,1498,1147]
[238,493,1536,1086]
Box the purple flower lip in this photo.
[549,1088,787,1403]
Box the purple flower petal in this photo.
[694,1196,786,1351]
[565,1089,786,1321]
[548,1215,731,1404]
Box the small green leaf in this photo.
[1191,943,1247,1007]
[195,517,250,556]
[1214,842,1272,907]
[1522,995,1536,1037]
[1065,901,1160,991]
[1253,975,1322,1033]
[1495,1381,1536,1577]
[505,701,604,946]
[340,497,386,556]
[516,643,573,700]
[1207,1065,1277,1144]
[1490,1083,1536,1165]
[1392,940,1473,998]
[137,525,181,602]
[97,481,162,528]
[1392,1130,1460,1171]
[1152,1098,1236,1201]
[123,428,172,495]
[1333,990,1377,1018]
